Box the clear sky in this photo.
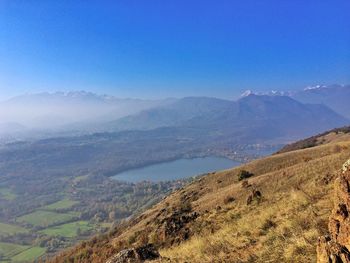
[0,0,349,100]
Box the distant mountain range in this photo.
[106,94,347,142]
[0,85,349,143]
[241,84,350,119]
[0,91,173,134]
[291,84,350,119]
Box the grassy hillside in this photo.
[276,126,350,154]
[50,130,350,263]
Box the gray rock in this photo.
[106,244,160,263]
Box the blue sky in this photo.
[0,0,349,99]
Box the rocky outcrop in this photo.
[106,244,160,263]
[343,160,350,173]
[317,160,350,263]
[158,211,199,245]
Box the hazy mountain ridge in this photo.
[291,84,350,119]
[108,94,348,142]
[104,97,234,131]
[1,84,349,145]
[241,84,350,119]
[0,91,174,133]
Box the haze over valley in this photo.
[1,84,349,141]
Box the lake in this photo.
[112,157,241,182]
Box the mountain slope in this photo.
[104,97,233,131]
[106,95,348,143]
[185,94,348,142]
[291,84,350,119]
[50,127,350,263]
[195,94,348,140]
[277,126,350,154]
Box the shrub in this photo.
[261,219,276,232]
[149,231,161,245]
[223,196,235,204]
[179,200,192,213]
[128,233,137,245]
[238,170,254,181]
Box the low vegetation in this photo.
[237,170,254,181]
[0,242,45,262]
[0,242,29,259]
[0,223,28,237]
[11,247,46,262]
[0,188,17,201]
[40,221,93,238]
[43,199,79,211]
[17,211,79,228]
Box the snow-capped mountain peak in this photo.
[303,84,327,91]
[240,90,254,97]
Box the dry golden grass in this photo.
[159,141,350,262]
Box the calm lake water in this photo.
[112,157,241,182]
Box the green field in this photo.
[11,247,46,262]
[0,242,29,259]
[0,188,17,201]
[100,222,113,229]
[72,175,88,183]
[43,199,79,210]
[40,221,92,238]
[17,211,79,227]
[0,222,28,237]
